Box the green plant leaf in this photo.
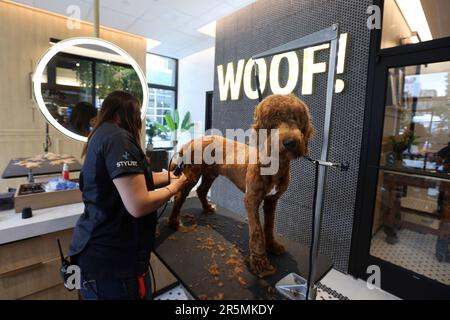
[174,109,180,130]
[164,112,176,131]
[154,121,169,133]
[181,111,193,131]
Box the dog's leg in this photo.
[263,196,286,255]
[245,189,276,278]
[168,177,199,230]
[196,174,217,213]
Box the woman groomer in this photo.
[68,91,187,300]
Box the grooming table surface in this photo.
[155,197,333,300]
[2,157,82,179]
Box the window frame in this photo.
[146,52,179,149]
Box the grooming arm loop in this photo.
[305,157,349,172]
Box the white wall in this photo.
[177,47,215,148]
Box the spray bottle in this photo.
[62,163,70,181]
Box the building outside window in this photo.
[146,53,178,148]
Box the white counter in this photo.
[0,203,83,245]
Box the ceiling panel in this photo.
[26,0,92,18]
[224,0,257,9]
[100,0,151,17]
[99,6,136,31]
[166,0,222,17]
[9,0,257,58]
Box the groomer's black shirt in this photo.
[69,122,157,279]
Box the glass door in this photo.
[352,0,450,300]
[354,44,450,298]
[370,61,450,288]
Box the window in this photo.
[146,53,178,148]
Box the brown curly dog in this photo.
[168,94,314,278]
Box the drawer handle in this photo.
[0,262,44,278]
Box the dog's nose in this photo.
[283,139,296,151]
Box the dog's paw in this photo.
[204,203,216,214]
[266,240,286,255]
[250,254,276,278]
[168,217,180,230]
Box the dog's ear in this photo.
[304,123,315,141]
[295,99,314,140]
[252,100,264,131]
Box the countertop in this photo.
[0,203,83,245]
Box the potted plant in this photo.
[388,129,418,163]
[154,110,195,148]
[145,123,160,151]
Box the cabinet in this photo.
[0,229,78,300]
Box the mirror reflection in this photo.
[40,43,144,137]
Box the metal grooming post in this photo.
[252,24,344,300]
[94,0,100,38]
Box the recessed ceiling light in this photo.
[147,38,161,51]
[197,21,216,38]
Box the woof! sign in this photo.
[217,33,348,101]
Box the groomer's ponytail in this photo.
[82,91,142,158]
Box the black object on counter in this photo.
[0,188,15,210]
[22,207,33,219]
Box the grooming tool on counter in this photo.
[21,207,33,219]
[28,169,34,183]
[0,188,15,210]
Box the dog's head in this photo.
[253,94,314,160]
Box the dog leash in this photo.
[254,60,264,103]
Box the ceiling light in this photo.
[395,0,432,42]
[198,21,216,38]
[147,38,161,51]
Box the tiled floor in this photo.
[371,229,450,285]
[319,269,399,300]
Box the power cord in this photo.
[305,160,319,300]
[149,261,157,297]
[157,152,184,221]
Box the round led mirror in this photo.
[33,37,148,142]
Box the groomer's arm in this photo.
[152,171,176,188]
[113,173,187,218]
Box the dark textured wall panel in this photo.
[211,0,372,272]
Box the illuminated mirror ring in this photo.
[33,37,148,142]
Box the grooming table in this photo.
[2,155,82,179]
[154,197,333,300]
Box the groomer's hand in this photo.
[169,171,181,181]
[168,173,188,193]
